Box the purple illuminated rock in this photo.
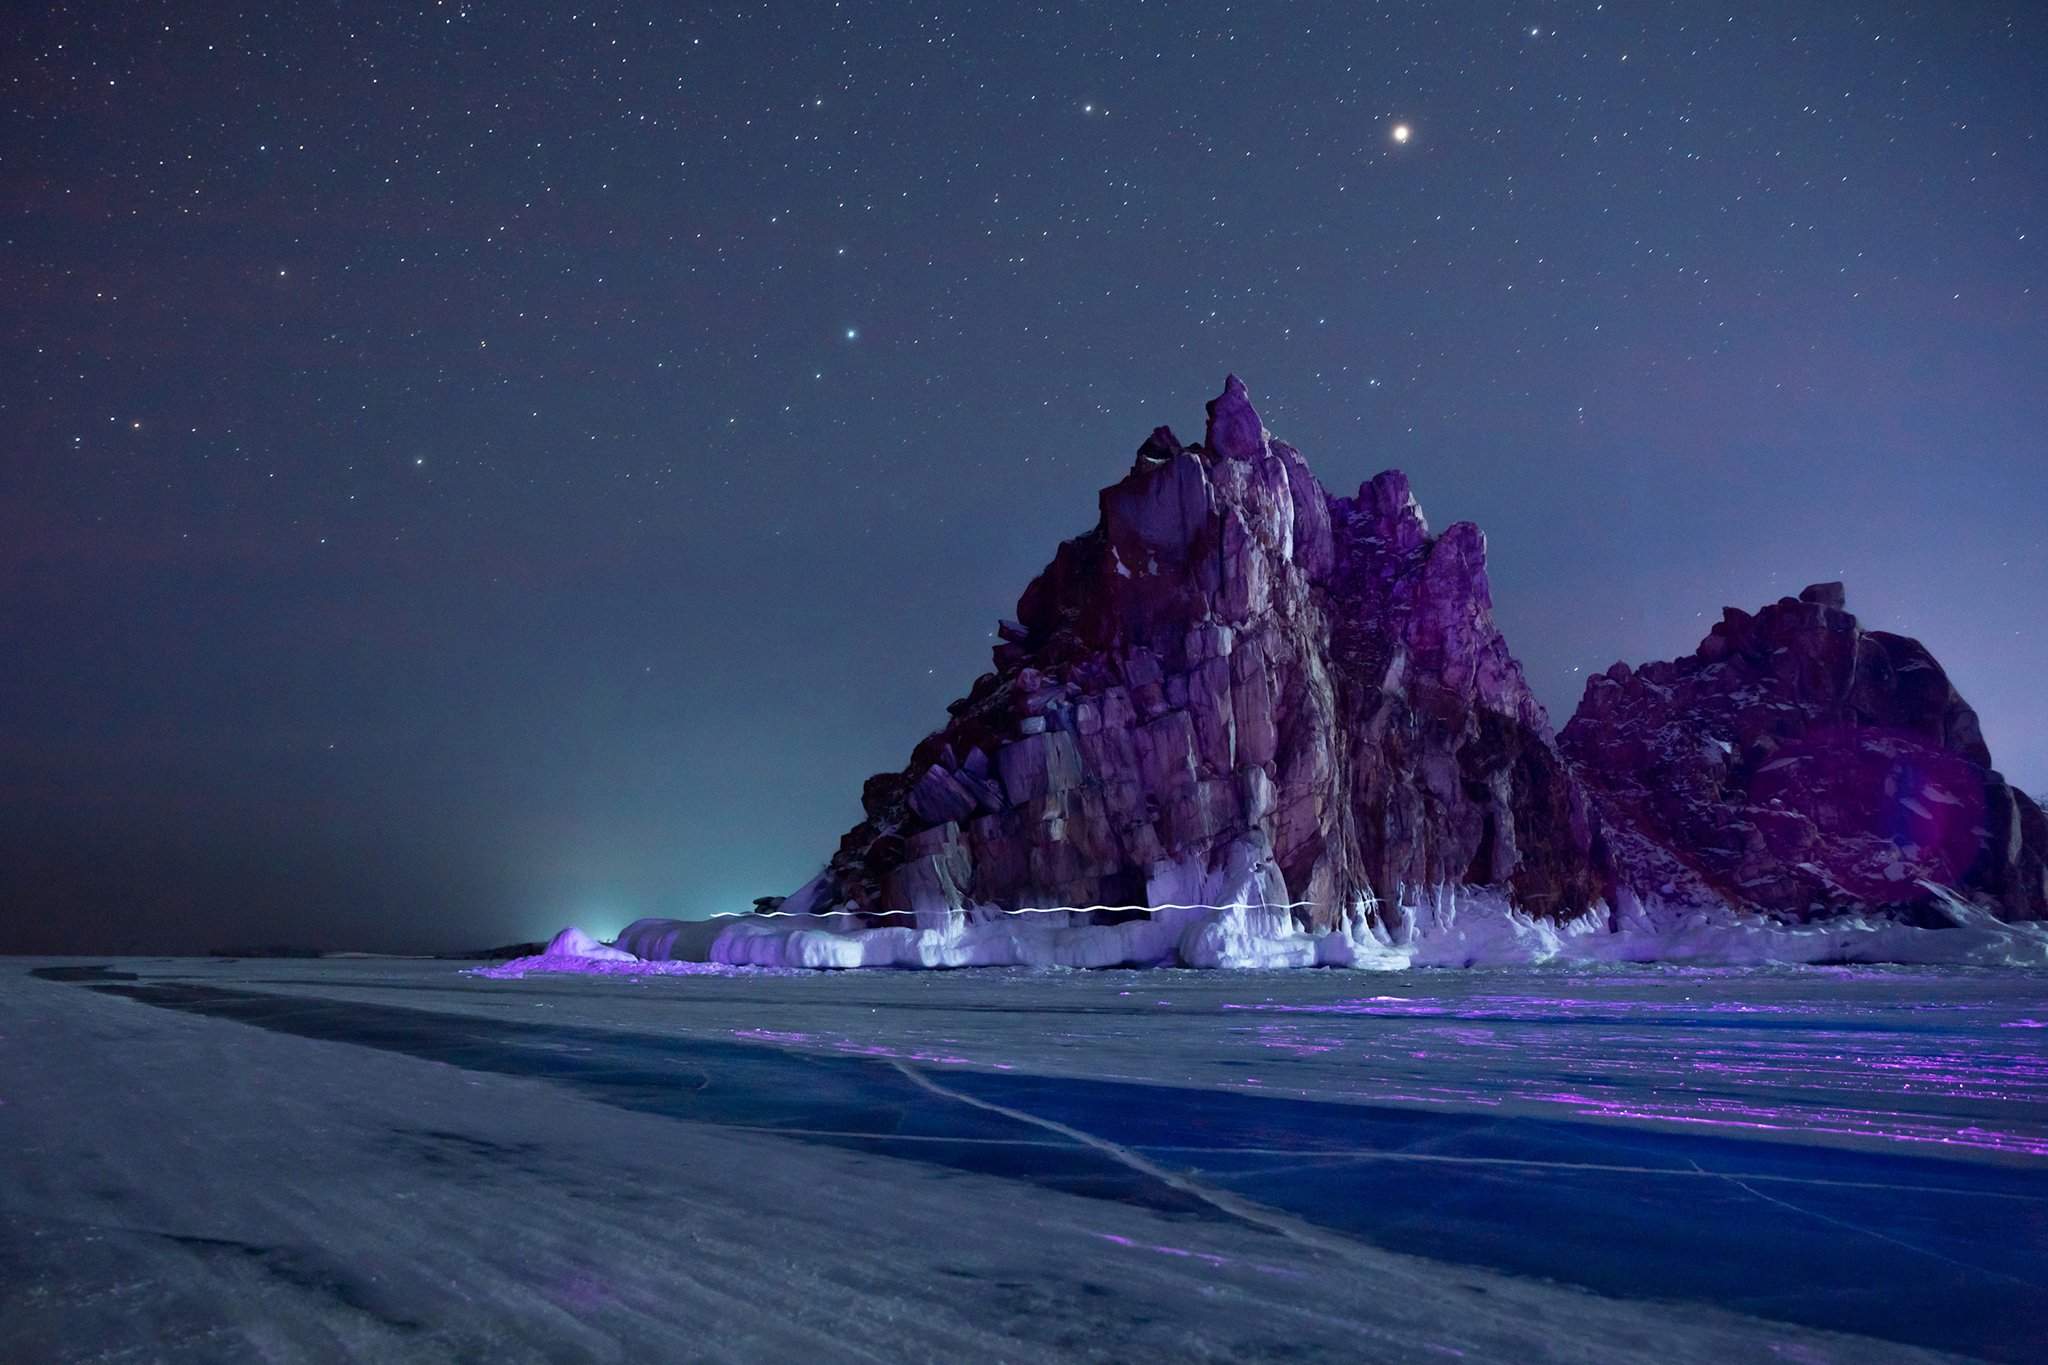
[804,377,1602,929]
[1561,586,2048,923]
[1203,373,1267,462]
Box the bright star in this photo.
[1391,123,1412,144]
[844,327,858,340]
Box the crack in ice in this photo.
[1691,1158,2045,1290]
[886,1059,1369,1261]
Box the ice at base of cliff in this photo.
[581,845,1410,972]
[1395,881,2048,969]
[541,925,636,961]
[511,859,2048,975]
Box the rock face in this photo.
[1561,583,2048,924]
[799,377,1602,936]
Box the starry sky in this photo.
[5,2,2044,953]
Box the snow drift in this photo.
[523,903,2048,974]
[518,848,2048,976]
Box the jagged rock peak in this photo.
[804,376,1603,934]
[1798,580,1847,609]
[1347,468,1430,549]
[1203,373,1268,461]
[1134,425,1184,467]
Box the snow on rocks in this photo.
[512,878,2048,977]
[543,926,636,962]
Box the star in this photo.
[1391,123,1412,144]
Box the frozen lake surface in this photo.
[5,958,2045,1363]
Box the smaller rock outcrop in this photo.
[1562,583,2048,923]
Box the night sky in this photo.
[5,3,2043,954]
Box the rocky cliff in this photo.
[779,378,2042,946]
[1561,583,2048,924]
[791,377,1603,936]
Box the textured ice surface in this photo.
[8,957,2044,1363]
[594,846,1399,971]
[535,878,2048,976]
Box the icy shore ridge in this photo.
[522,840,2048,974]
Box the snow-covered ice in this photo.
[5,956,2044,1363]
[527,875,2048,976]
[541,924,635,962]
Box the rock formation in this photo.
[791,377,1603,937]
[770,378,2043,951]
[532,377,2048,970]
[1561,583,2048,924]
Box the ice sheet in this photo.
[10,957,2043,1363]
[536,878,2048,976]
